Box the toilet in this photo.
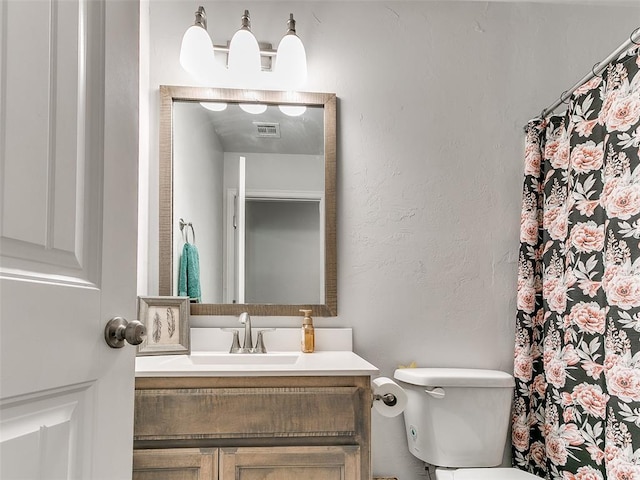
[393,367,539,480]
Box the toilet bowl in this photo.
[393,367,539,480]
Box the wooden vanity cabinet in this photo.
[133,376,372,480]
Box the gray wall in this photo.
[141,2,640,479]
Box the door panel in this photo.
[0,383,93,479]
[0,0,139,478]
[0,0,100,281]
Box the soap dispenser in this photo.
[300,309,315,353]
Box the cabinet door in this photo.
[219,445,360,480]
[133,448,218,480]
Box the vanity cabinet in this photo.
[133,376,371,480]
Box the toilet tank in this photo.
[393,368,515,468]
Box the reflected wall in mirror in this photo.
[159,86,337,316]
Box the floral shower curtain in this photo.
[513,44,640,480]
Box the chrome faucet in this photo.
[239,312,253,353]
[222,312,275,354]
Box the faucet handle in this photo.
[221,328,241,353]
[252,328,275,354]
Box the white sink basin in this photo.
[188,352,301,366]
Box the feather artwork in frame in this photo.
[152,311,162,343]
[137,296,190,356]
[167,307,176,338]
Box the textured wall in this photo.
[142,2,640,478]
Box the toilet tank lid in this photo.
[393,367,515,387]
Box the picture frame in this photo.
[137,296,190,356]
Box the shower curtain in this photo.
[513,45,640,479]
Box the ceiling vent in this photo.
[254,122,280,138]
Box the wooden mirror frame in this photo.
[159,85,337,316]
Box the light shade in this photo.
[227,10,261,83]
[275,14,307,90]
[180,24,214,78]
[179,7,220,84]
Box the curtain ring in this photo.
[560,90,570,105]
[591,62,602,78]
[631,26,640,46]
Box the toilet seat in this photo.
[436,467,540,479]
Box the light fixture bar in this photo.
[212,44,277,57]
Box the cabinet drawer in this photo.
[135,386,361,441]
[219,445,360,480]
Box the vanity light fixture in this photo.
[179,7,307,91]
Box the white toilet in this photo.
[393,367,539,480]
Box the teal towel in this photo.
[178,242,201,303]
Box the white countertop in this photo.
[135,328,379,377]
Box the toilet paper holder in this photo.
[371,377,407,417]
[373,392,398,407]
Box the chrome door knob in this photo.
[104,316,147,348]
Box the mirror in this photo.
[159,86,337,316]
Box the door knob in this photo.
[104,316,146,348]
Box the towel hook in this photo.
[179,218,196,244]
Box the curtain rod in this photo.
[534,26,640,122]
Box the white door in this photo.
[0,1,139,479]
